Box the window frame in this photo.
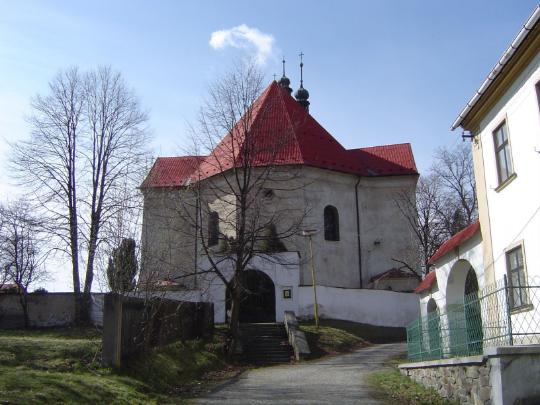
[324,205,340,241]
[493,120,514,186]
[505,242,529,310]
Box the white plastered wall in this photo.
[433,231,484,309]
[474,50,540,283]
[165,252,300,323]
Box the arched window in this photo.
[208,211,219,246]
[324,205,339,241]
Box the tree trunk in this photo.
[226,287,242,362]
[19,293,29,328]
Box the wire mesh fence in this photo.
[406,276,540,362]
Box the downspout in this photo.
[355,177,363,288]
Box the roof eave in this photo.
[450,5,540,131]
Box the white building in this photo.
[402,7,540,404]
[450,4,540,311]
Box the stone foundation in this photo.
[401,360,492,404]
[400,347,540,404]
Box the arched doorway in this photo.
[226,270,276,323]
[427,298,442,359]
[446,261,483,357]
[464,267,483,355]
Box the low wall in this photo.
[399,346,540,405]
[0,293,106,329]
[298,286,420,327]
[102,293,214,367]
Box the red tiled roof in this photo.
[141,81,418,188]
[370,268,419,282]
[414,271,437,294]
[140,156,204,188]
[428,220,481,264]
[348,144,418,176]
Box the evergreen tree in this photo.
[107,238,138,293]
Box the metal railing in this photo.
[406,276,540,362]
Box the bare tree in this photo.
[9,67,84,315]
[191,57,306,360]
[392,143,477,278]
[430,143,478,235]
[9,66,151,321]
[141,56,307,360]
[392,174,448,278]
[0,200,48,327]
[80,66,151,314]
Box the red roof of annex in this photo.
[428,220,481,265]
[141,81,418,189]
[414,271,437,294]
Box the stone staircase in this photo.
[238,323,294,366]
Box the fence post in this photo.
[503,275,513,346]
[102,293,123,367]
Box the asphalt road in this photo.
[195,342,407,404]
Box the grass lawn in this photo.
[299,318,406,359]
[371,352,458,405]
[0,325,240,404]
[0,319,433,404]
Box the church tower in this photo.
[277,57,292,95]
[295,52,310,112]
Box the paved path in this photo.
[195,342,406,404]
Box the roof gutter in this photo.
[450,5,540,131]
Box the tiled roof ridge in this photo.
[277,84,306,164]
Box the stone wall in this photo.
[400,346,540,404]
[401,361,492,405]
[0,293,105,328]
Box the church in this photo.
[139,65,421,325]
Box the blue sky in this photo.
[0,0,537,290]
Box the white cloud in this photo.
[210,25,277,65]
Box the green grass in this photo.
[0,325,237,404]
[371,352,457,405]
[299,318,406,359]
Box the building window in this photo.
[324,205,339,241]
[208,211,219,247]
[493,122,514,184]
[506,246,528,309]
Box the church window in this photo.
[324,205,339,241]
[208,211,219,247]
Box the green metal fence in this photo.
[406,276,540,362]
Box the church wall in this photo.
[357,175,419,285]
[285,167,362,288]
[141,167,418,293]
[141,188,198,287]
